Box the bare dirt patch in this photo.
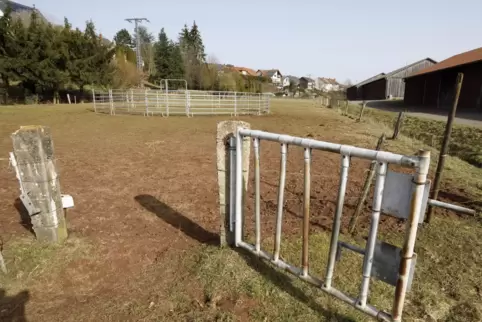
[0,102,480,321]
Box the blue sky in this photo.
[16,0,482,83]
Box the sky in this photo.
[14,0,482,84]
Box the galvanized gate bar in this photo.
[302,148,311,276]
[359,161,387,307]
[238,129,418,167]
[237,240,392,321]
[392,150,430,322]
[274,143,288,262]
[234,127,430,322]
[325,154,350,288]
[235,131,243,246]
[253,138,261,253]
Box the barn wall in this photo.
[360,78,386,100]
[404,61,482,111]
[387,59,436,98]
[346,86,358,100]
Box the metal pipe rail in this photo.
[234,127,431,322]
[92,89,271,117]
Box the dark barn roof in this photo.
[353,73,386,88]
[406,47,482,78]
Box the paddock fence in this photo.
[92,89,271,117]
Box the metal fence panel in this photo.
[92,89,270,116]
[233,127,431,322]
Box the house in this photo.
[315,78,341,92]
[299,77,315,90]
[0,0,48,22]
[257,69,283,85]
[404,47,482,111]
[347,58,436,101]
[229,66,258,77]
[283,76,299,88]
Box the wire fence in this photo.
[92,89,271,117]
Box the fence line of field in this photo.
[92,89,271,117]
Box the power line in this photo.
[125,18,149,72]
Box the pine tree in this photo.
[169,42,184,79]
[152,28,185,83]
[0,6,19,102]
[114,28,132,48]
[189,21,205,63]
[177,22,207,89]
[152,28,170,81]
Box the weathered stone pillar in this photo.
[216,121,251,247]
[11,126,68,243]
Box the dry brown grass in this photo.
[0,99,480,321]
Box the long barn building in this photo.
[347,58,436,101]
[404,47,482,111]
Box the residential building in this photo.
[299,77,315,90]
[283,76,299,88]
[404,47,482,111]
[230,66,258,77]
[347,58,436,101]
[315,78,341,92]
[257,69,283,85]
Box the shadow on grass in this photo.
[135,195,354,320]
[0,289,30,322]
[438,190,482,212]
[235,247,356,321]
[134,194,219,246]
[13,198,34,236]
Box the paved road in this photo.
[356,100,482,128]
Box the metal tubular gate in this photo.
[233,128,431,322]
[92,89,270,116]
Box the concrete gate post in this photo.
[216,121,251,247]
[11,126,68,243]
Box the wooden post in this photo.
[348,133,386,233]
[67,94,71,105]
[426,73,464,224]
[0,239,7,274]
[392,111,405,140]
[344,100,349,116]
[358,101,367,122]
[11,126,68,243]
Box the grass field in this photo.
[341,102,482,168]
[0,99,481,321]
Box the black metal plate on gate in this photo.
[336,240,417,291]
[371,241,417,291]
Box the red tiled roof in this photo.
[229,66,257,76]
[408,47,482,78]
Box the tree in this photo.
[0,6,21,103]
[152,28,184,84]
[201,55,220,90]
[0,10,115,104]
[178,21,206,89]
[152,28,170,81]
[189,21,205,63]
[344,78,353,86]
[114,28,132,48]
